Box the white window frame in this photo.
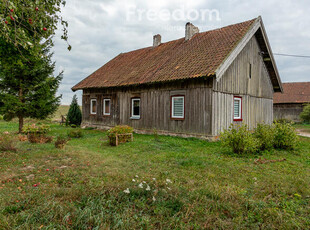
[171,96,185,119]
[233,97,242,121]
[131,98,140,119]
[103,99,111,116]
[90,99,97,115]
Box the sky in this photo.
[52,0,310,105]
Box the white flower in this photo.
[166,179,172,183]
[138,183,143,188]
[253,177,257,181]
[152,196,156,201]
[135,175,139,178]
[146,185,151,191]
[143,181,146,184]
[152,178,156,181]
[123,188,130,194]
[167,187,171,190]
[132,179,136,182]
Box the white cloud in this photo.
[52,0,310,104]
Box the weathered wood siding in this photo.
[82,79,213,136]
[274,103,304,122]
[212,36,274,135]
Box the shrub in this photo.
[22,123,50,135]
[67,95,82,127]
[107,125,133,138]
[22,123,51,144]
[0,115,3,120]
[254,123,274,151]
[107,125,133,146]
[220,124,260,154]
[274,118,291,124]
[0,132,17,152]
[273,121,299,150]
[55,135,69,149]
[300,104,310,123]
[68,129,84,138]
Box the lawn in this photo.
[0,121,309,229]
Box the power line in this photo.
[273,53,310,59]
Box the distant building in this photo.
[274,82,310,121]
[72,17,282,138]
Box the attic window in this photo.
[90,99,97,115]
[171,96,185,119]
[233,96,242,121]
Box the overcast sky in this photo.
[53,0,310,105]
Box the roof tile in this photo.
[72,18,256,90]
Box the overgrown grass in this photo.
[0,121,310,229]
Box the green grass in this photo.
[0,121,310,229]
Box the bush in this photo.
[107,125,133,138]
[0,115,3,120]
[220,124,260,154]
[300,104,310,123]
[22,123,50,135]
[273,122,299,150]
[67,95,82,127]
[55,135,69,149]
[0,132,17,152]
[254,123,274,151]
[274,118,292,124]
[22,123,51,144]
[68,129,84,138]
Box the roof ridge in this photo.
[121,18,258,55]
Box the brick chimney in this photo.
[153,34,161,47]
[185,22,199,41]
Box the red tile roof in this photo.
[274,82,310,104]
[72,18,257,90]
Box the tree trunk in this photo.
[19,116,24,133]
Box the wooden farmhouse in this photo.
[274,82,310,122]
[72,16,283,138]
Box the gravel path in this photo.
[296,130,310,138]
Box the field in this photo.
[0,121,310,229]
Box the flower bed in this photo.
[107,125,133,146]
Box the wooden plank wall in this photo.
[82,79,213,136]
[212,35,274,136]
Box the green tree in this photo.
[0,39,62,133]
[67,95,82,127]
[300,104,310,123]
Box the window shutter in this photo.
[234,100,240,118]
[172,96,184,119]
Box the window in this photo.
[233,96,242,121]
[103,99,111,116]
[131,98,140,119]
[171,96,185,119]
[248,63,252,79]
[90,99,97,115]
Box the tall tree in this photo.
[67,95,82,127]
[0,39,62,133]
[0,0,70,132]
